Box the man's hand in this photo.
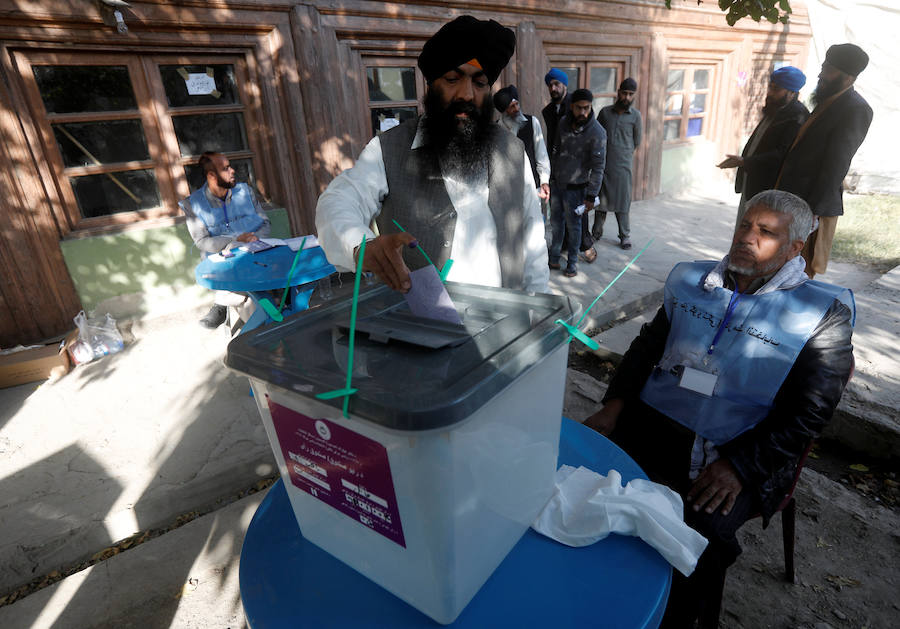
[686,459,743,516]
[583,197,595,213]
[539,183,550,200]
[357,232,418,293]
[235,232,259,243]
[716,155,744,169]
[583,398,624,436]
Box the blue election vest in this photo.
[189,182,263,237]
[640,261,854,445]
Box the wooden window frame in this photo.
[15,50,265,236]
[664,65,715,144]
[362,58,425,138]
[547,60,625,115]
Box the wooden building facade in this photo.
[0,0,811,346]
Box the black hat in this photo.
[418,16,516,86]
[825,43,869,77]
[493,85,519,112]
[619,77,637,91]
[571,88,593,103]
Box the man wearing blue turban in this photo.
[718,66,810,219]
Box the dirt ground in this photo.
[567,345,900,629]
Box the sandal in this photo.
[581,247,597,264]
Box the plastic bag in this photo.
[71,311,124,364]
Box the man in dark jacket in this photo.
[777,44,873,278]
[548,88,606,277]
[585,189,854,628]
[541,68,571,156]
[718,66,809,220]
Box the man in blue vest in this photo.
[494,84,551,206]
[316,16,548,294]
[585,189,854,628]
[180,151,271,328]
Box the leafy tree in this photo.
[666,0,793,26]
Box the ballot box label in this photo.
[268,398,406,547]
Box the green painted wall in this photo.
[660,140,718,195]
[60,209,290,316]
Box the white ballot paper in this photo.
[404,265,462,325]
[532,465,708,576]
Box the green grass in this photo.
[831,194,900,271]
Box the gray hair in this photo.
[738,190,814,242]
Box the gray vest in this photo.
[378,118,526,290]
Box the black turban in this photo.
[825,43,869,77]
[418,16,516,85]
[619,77,637,92]
[493,85,519,112]
[571,88,593,103]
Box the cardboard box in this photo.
[0,340,71,389]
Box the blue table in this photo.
[195,245,334,332]
[239,419,672,628]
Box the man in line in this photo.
[777,44,873,278]
[718,66,809,221]
[594,77,643,250]
[494,84,551,207]
[315,16,548,294]
[180,151,270,329]
[541,68,571,157]
[584,189,854,628]
[548,88,606,277]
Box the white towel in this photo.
[532,465,709,576]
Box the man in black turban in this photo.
[776,43,873,278]
[316,16,549,295]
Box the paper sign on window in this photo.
[379,117,401,132]
[185,73,217,96]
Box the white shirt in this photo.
[315,124,549,293]
[498,112,551,186]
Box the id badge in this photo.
[678,366,717,396]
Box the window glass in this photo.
[33,65,137,113]
[184,157,255,193]
[159,64,240,108]
[690,93,707,113]
[663,120,681,141]
[590,67,616,95]
[366,67,417,102]
[52,120,150,167]
[69,169,161,218]
[666,94,683,116]
[692,69,710,90]
[667,70,684,92]
[592,96,614,112]
[559,67,580,89]
[687,117,704,137]
[172,112,248,157]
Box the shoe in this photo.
[591,227,603,240]
[564,266,578,277]
[580,247,597,263]
[620,238,632,250]
[549,261,561,270]
[199,305,227,329]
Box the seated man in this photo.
[180,151,270,329]
[584,189,854,628]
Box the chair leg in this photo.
[782,497,796,583]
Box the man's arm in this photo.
[633,108,643,149]
[521,156,550,293]
[741,109,806,176]
[315,136,389,271]
[585,125,607,201]
[180,198,234,254]
[531,118,551,187]
[584,305,670,434]
[246,187,271,239]
[718,301,854,490]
